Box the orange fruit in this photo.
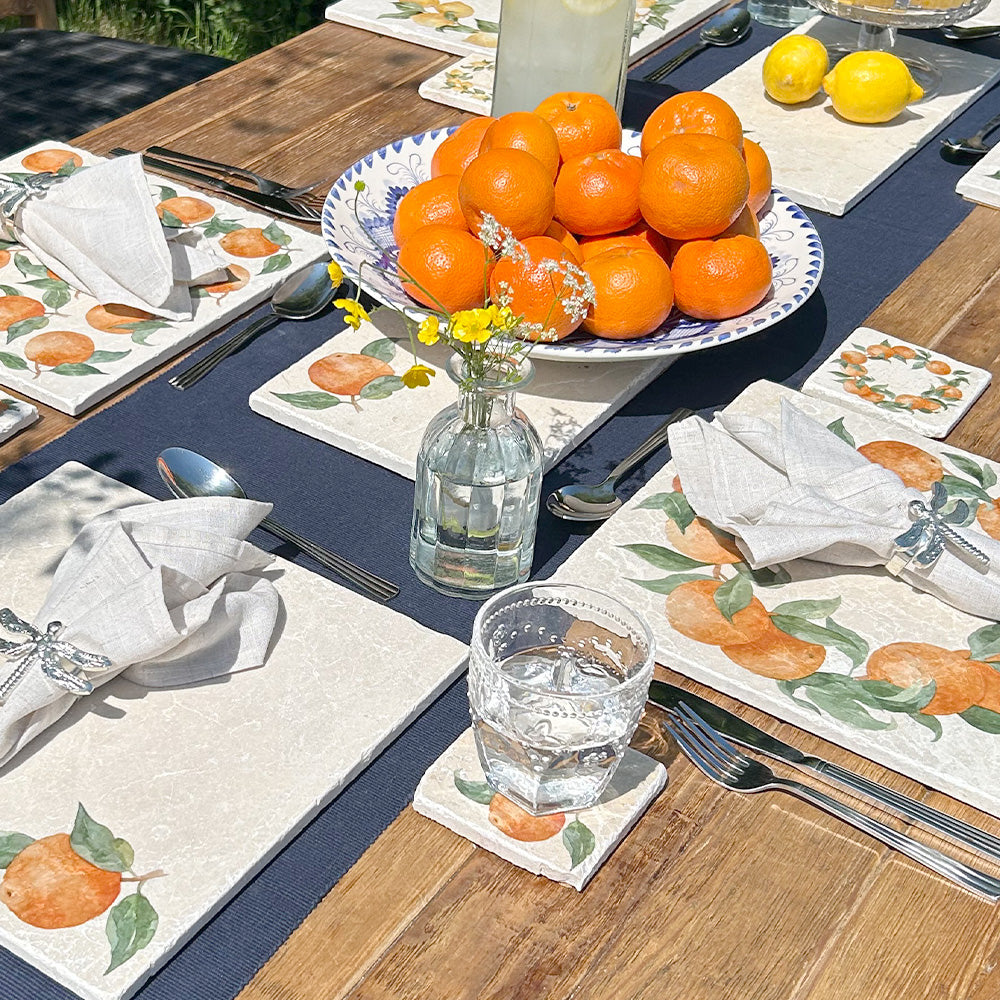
[458,147,555,240]
[309,352,393,398]
[670,235,772,321]
[713,203,761,240]
[856,440,944,491]
[639,133,749,241]
[0,250,9,269]
[21,149,83,173]
[488,795,565,841]
[204,264,251,297]
[488,234,584,342]
[0,834,121,929]
[219,228,280,258]
[85,303,154,333]
[866,642,985,715]
[925,359,951,375]
[665,578,772,646]
[892,345,917,359]
[578,220,671,262]
[543,220,584,263]
[965,653,1000,713]
[841,350,867,365]
[156,196,214,225]
[533,91,622,163]
[392,174,467,247]
[640,91,744,159]
[553,148,642,236]
[977,499,1000,540]
[479,111,561,180]
[581,248,673,340]
[397,224,493,313]
[722,621,825,680]
[23,331,94,367]
[0,295,44,330]
[742,138,772,216]
[431,116,496,178]
[664,516,743,565]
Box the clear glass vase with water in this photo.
[409,355,543,600]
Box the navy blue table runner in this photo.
[0,20,998,999]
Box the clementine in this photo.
[156,196,215,225]
[85,303,154,333]
[978,499,1000,540]
[397,224,493,312]
[665,578,772,646]
[640,91,744,159]
[856,440,944,491]
[639,133,749,240]
[722,621,826,680]
[742,138,772,216]
[431,116,497,178]
[0,295,44,331]
[479,111,561,180]
[308,352,393,398]
[553,148,642,236]
[24,331,94,367]
[458,147,555,240]
[543,220,585,263]
[581,248,673,340]
[866,642,985,715]
[204,264,251,297]
[577,220,671,262]
[392,174,467,247]
[664,516,743,565]
[219,228,280,258]
[488,795,565,841]
[533,91,622,162]
[670,235,772,321]
[20,149,83,173]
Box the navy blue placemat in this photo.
[0,18,997,998]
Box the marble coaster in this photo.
[955,139,1000,210]
[413,729,667,891]
[955,0,1000,27]
[0,394,37,443]
[801,327,990,438]
[706,16,1000,216]
[249,308,671,480]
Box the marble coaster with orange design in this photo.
[413,729,666,891]
[0,394,36,443]
[801,328,991,438]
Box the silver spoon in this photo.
[940,110,1000,163]
[546,408,695,523]
[156,447,399,600]
[170,260,339,390]
[643,8,752,83]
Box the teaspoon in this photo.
[156,447,399,600]
[940,110,1000,163]
[643,8,752,83]
[546,408,695,522]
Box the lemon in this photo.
[762,35,830,105]
[822,51,924,124]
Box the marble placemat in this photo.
[413,729,666,890]
[554,378,1000,821]
[706,17,1000,215]
[0,142,328,415]
[415,0,728,114]
[802,327,991,438]
[0,462,467,1000]
[248,308,671,480]
[956,0,1000,27]
[956,138,1000,208]
[0,393,37,443]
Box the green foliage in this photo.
[49,0,324,62]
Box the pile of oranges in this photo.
[391,90,774,342]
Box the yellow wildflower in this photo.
[418,315,440,346]
[327,260,344,288]
[333,298,370,330]
[402,363,436,388]
[450,308,493,344]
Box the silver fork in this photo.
[662,703,1000,902]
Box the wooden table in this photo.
[6,20,1000,999]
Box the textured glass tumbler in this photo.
[469,582,655,815]
[748,0,813,27]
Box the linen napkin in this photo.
[1,154,226,321]
[667,399,1000,621]
[0,496,280,768]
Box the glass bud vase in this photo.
[490,0,638,117]
[409,354,543,600]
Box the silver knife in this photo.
[109,148,320,223]
[648,680,1000,863]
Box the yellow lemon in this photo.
[762,35,830,104]
[822,51,924,123]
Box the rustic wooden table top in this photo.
[4,19,1000,999]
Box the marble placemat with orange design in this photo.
[247,308,672,479]
[0,142,328,416]
[801,328,991,438]
[413,729,666,891]
[554,378,1000,820]
[415,0,728,114]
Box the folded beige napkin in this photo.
[0,496,280,768]
[668,399,1000,621]
[1,154,226,320]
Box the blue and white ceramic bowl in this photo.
[322,127,824,363]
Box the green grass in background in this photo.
[51,0,325,60]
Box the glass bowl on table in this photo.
[469,582,655,816]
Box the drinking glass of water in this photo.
[469,582,655,816]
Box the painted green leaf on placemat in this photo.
[273,390,341,410]
[359,375,405,400]
[262,222,292,247]
[50,363,102,377]
[562,820,595,868]
[7,316,47,343]
[970,624,1000,662]
[618,543,710,572]
[261,253,291,274]
[959,706,1000,734]
[627,572,714,595]
[13,253,48,280]
[0,352,28,370]
[70,803,129,872]
[105,892,158,974]
[826,417,855,447]
[201,217,244,238]
[0,832,33,868]
[360,338,396,363]
[713,572,752,623]
[454,772,494,805]
[636,491,695,531]
[88,350,131,365]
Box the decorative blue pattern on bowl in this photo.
[322,128,825,363]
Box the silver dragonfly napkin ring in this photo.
[0,172,65,242]
[887,482,990,575]
[0,608,111,704]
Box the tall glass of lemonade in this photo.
[490,0,637,117]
